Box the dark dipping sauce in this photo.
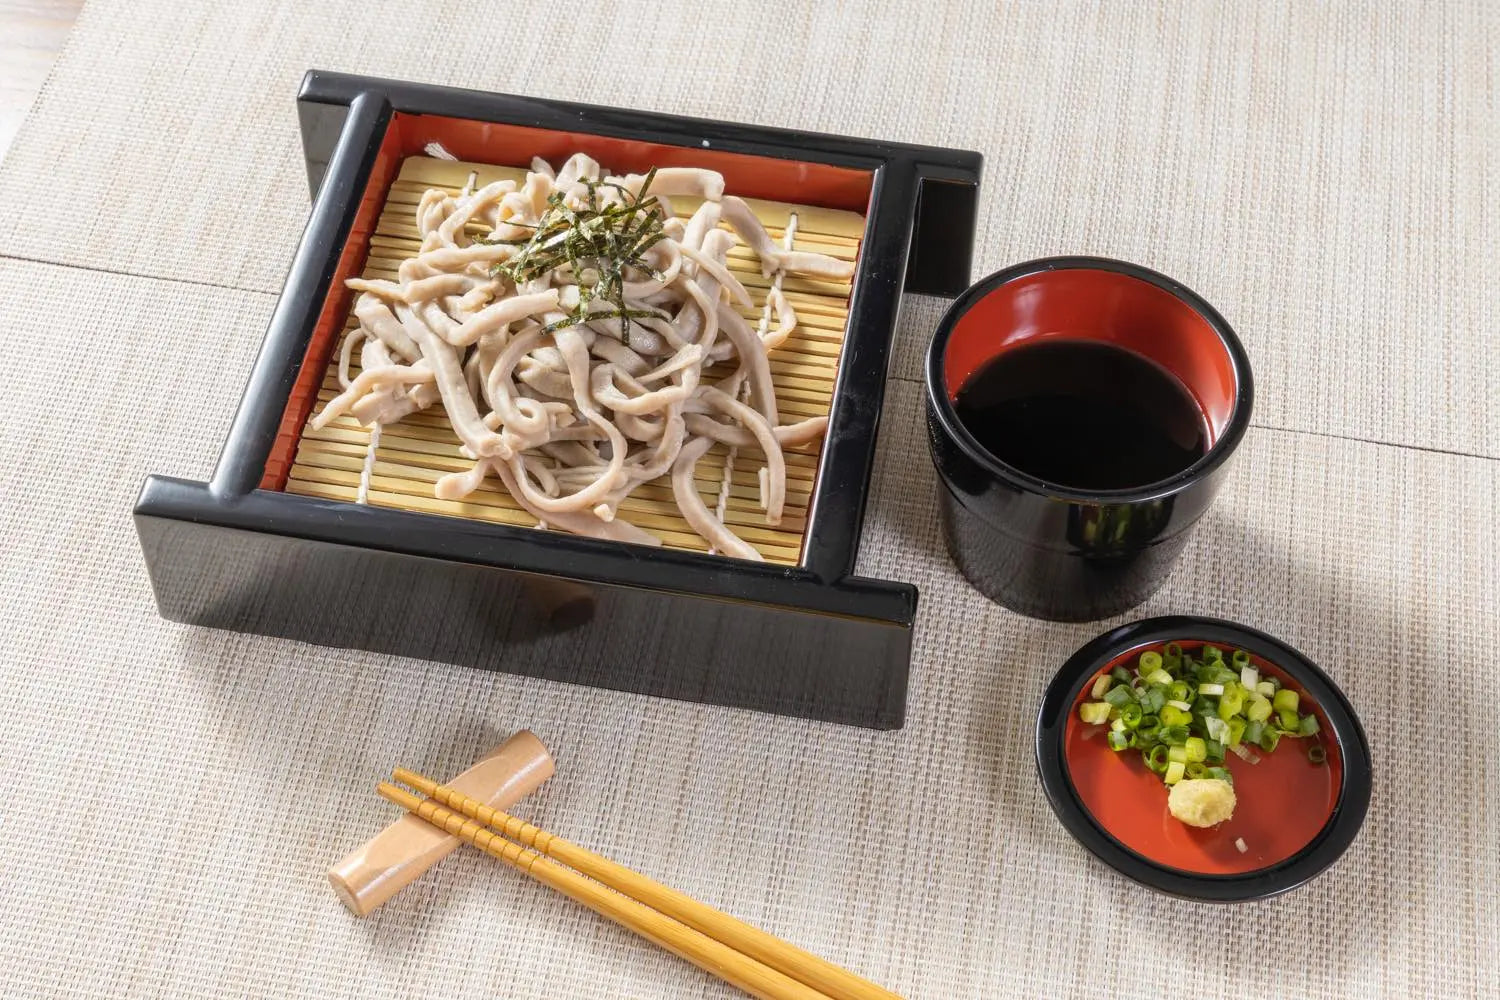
[953,339,1208,491]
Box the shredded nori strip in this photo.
[483,167,668,346]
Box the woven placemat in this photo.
[0,1,1496,996]
[1,0,1494,458]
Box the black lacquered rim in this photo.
[1035,615,1372,903]
[924,256,1255,504]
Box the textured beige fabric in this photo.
[0,1,1496,998]
[2,0,1496,458]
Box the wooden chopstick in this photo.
[376,781,831,1000]
[390,767,903,1000]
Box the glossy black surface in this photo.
[137,489,911,728]
[135,72,984,729]
[925,257,1254,622]
[1035,616,1372,902]
[214,90,390,497]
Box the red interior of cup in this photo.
[941,266,1238,445]
[1064,640,1342,876]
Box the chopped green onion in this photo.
[1093,644,1323,809]
[1159,724,1190,745]
[1159,705,1192,727]
[1229,742,1261,764]
[1079,702,1111,725]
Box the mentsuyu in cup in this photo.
[952,339,1208,492]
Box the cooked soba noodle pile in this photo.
[312,153,854,560]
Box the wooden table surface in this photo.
[0,0,83,163]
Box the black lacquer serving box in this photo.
[134,71,982,728]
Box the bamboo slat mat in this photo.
[284,156,865,565]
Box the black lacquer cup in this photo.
[925,257,1254,621]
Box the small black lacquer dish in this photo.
[1035,616,1372,902]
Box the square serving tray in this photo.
[134,71,982,729]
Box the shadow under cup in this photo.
[924,257,1254,621]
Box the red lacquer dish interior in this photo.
[1064,640,1342,876]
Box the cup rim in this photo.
[924,256,1255,504]
[1034,615,1373,902]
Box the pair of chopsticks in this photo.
[379,768,903,1000]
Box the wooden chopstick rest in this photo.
[328,731,554,916]
[390,768,903,1000]
[377,781,831,1000]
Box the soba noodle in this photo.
[311,154,854,560]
